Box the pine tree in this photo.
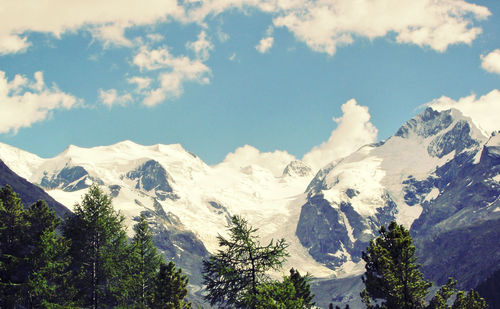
[63,184,130,308]
[202,215,289,308]
[427,278,457,309]
[451,290,488,309]
[129,214,163,307]
[151,261,191,309]
[0,185,30,307]
[361,221,431,309]
[24,200,73,308]
[288,268,315,308]
[242,278,304,309]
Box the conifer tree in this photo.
[24,200,72,307]
[0,185,29,307]
[242,278,304,309]
[361,221,431,309]
[202,215,289,308]
[451,290,488,309]
[63,184,129,308]
[129,214,163,308]
[288,268,315,308]
[151,261,191,309]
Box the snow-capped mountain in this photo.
[0,107,499,307]
[296,108,500,306]
[0,139,331,296]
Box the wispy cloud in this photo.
[98,88,132,107]
[132,46,211,106]
[0,71,79,133]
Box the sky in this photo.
[0,0,499,170]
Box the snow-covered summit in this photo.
[295,107,489,273]
[282,160,313,178]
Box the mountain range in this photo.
[0,107,498,308]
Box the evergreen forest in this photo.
[0,184,493,308]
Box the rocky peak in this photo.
[395,108,454,139]
[282,160,313,178]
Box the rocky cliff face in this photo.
[296,108,496,286]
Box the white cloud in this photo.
[426,89,500,135]
[256,36,274,53]
[92,23,133,47]
[302,99,378,170]
[219,145,296,177]
[127,77,152,91]
[98,88,132,107]
[272,0,490,55]
[481,49,500,75]
[186,31,214,61]
[0,0,184,53]
[132,46,211,106]
[0,0,491,57]
[229,53,237,61]
[0,71,79,133]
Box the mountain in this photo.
[296,108,500,307]
[0,107,498,308]
[0,159,70,218]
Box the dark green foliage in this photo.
[288,268,315,308]
[427,278,457,309]
[0,186,72,308]
[128,214,163,307]
[63,184,129,308]
[242,278,304,309]
[0,185,29,307]
[476,269,500,309]
[361,221,488,309]
[24,200,73,307]
[202,215,289,308]
[361,221,432,309]
[151,261,191,309]
[451,290,488,309]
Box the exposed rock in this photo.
[282,160,313,178]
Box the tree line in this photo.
[0,184,190,308]
[0,183,491,308]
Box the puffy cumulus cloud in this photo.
[255,36,274,53]
[219,145,296,177]
[0,0,184,53]
[98,88,132,107]
[302,99,378,170]
[481,49,500,75]
[186,31,214,61]
[273,0,490,55]
[0,71,79,133]
[426,89,500,135]
[132,47,211,106]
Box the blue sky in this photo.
[0,0,499,168]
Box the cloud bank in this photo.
[0,71,79,133]
[0,0,490,56]
[302,99,378,170]
[427,89,500,135]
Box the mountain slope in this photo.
[0,160,70,218]
[0,107,498,308]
